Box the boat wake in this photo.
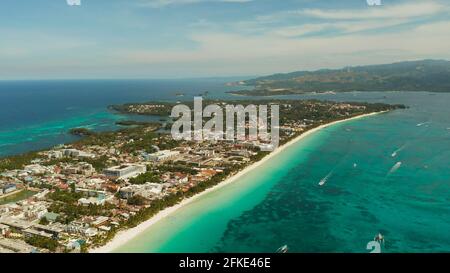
[416,121,431,127]
[391,144,407,157]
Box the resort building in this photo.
[103,164,147,180]
[146,150,180,162]
[63,149,96,159]
[118,183,164,199]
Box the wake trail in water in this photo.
[391,143,408,157]
[319,171,333,186]
[416,121,431,127]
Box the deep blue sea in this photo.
[0,79,246,156]
[1,80,449,252]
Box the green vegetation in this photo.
[48,202,116,224]
[156,164,198,175]
[116,120,161,128]
[0,151,41,171]
[129,171,161,184]
[127,195,147,206]
[69,128,95,137]
[25,236,59,251]
[83,156,110,171]
[39,217,49,225]
[48,189,83,204]
[0,190,36,205]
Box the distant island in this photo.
[228,60,450,96]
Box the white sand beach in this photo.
[90,111,386,253]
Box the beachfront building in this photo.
[103,164,147,180]
[118,183,164,199]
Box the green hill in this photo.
[231,60,450,95]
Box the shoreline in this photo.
[90,111,386,253]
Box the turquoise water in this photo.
[0,79,245,156]
[116,131,320,253]
[115,92,450,253]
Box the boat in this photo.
[374,233,385,245]
[276,245,289,253]
[389,161,402,174]
[319,172,332,186]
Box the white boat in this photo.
[319,172,332,186]
[276,245,289,253]
[389,161,402,174]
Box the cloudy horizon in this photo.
[1,0,449,80]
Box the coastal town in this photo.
[0,99,403,253]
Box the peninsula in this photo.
[0,99,404,253]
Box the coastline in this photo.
[90,111,386,253]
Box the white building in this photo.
[119,183,164,199]
[24,164,47,175]
[63,149,95,159]
[147,150,180,162]
[103,164,147,180]
[47,151,63,159]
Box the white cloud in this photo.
[271,19,411,37]
[138,0,253,8]
[297,1,448,20]
[120,19,450,76]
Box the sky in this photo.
[1,0,449,80]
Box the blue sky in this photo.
[1,0,449,79]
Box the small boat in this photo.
[374,233,385,245]
[353,163,358,168]
[389,161,402,174]
[319,172,332,186]
[276,245,289,253]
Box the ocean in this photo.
[0,80,449,252]
[0,79,246,156]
